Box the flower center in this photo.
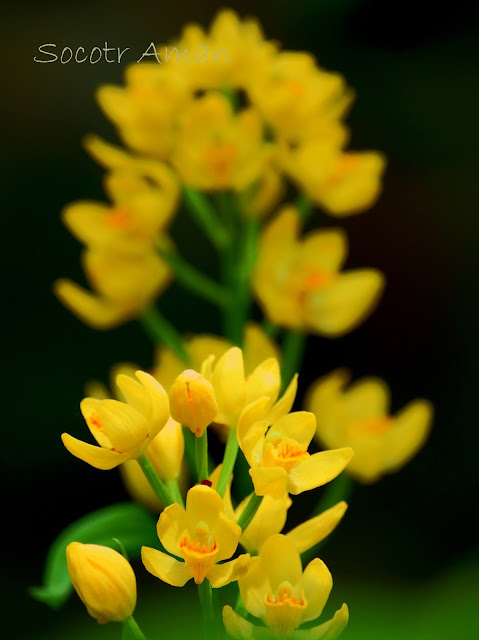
[262,437,310,473]
[178,521,218,584]
[264,582,307,637]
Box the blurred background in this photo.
[2,0,479,638]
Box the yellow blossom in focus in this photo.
[121,417,186,512]
[152,322,280,390]
[223,534,348,639]
[237,390,353,498]
[168,369,218,437]
[96,64,191,159]
[210,466,348,555]
[165,9,277,90]
[66,542,136,624]
[253,207,385,335]
[171,93,271,191]
[201,345,287,430]
[63,171,177,254]
[62,370,169,469]
[54,248,171,329]
[248,52,351,140]
[142,484,250,587]
[306,369,433,483]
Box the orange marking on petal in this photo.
[104,208,131,228]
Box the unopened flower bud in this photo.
[169,369,218,437]
[66,542,136,624]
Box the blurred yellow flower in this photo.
[248,52,350,140]
[306,369,433,483]
[66,542,136,624]
[62,370,169,469]
[54,248,171,329]
[171,93,270,191]
[238,394,353,498]
[121,417,185,512]
[152,322,279,390]
[253,207,384,335]
[142,484,250,586]
[63,171,177,254]
[168,369,218,437]
[223,534,348,639]
[97,64,190,159]
[167,9,277,90]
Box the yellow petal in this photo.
[238,556,269,621]
[212,347,246,426]
[344,377,391,420]
[61,433,127,470]
[302,228,347,273]
[97,399,149,455]
[186,484,223,530]
[207,554,250,588]
[305,270,385,337]
[386,399,433,472]
[214,512,241,562]
[222,605,258,640]
[288,449,353,495]
[148,418,184,481]
[239,494,291,554]
[156,502,188,556]
[246,358,281,407]
[271,411,316,447]
[258,534,301,590]
[116,374,151,419]
[141,547,192,587]
[300,558,332,622]
[286,502,347,554]
[135,371,170,439]
[303,603,349,640]
[53,279,125,329]
[250,466,288,499]
[268,374,298,424]
[237,398,271,466]
[188,335,232,371]
[80,397,112,448]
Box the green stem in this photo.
[139,308,189,363]
[262,319,281,340]
[122,615,147,640]
[157,245,229,309]
[216,429,238,497]
[195,430,209,482]
[165,478,184,507]
[137,454,173,507]
[237,493,263,532]
[295,193,313,223]
[197,579,217,640]
[281,330,307,393]
[183,187,230,251]
[301,473,354,564]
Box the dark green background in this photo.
[3,0,479,638]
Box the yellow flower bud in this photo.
[66,542,136,624]
[168,369,218,436]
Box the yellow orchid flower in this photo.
[142,484,250,587]
[152,322,280,390]
[253,207,385,335]
[62,171,177,254]
[201,345,285,430]
[306,369,433,483]
[223,534,349,639]
[237,393,353,499]
[54,247,171,329]
[66,542,137,624]
[210,466,348,554]
[171,93,271,192]
[62,370,169,469]
[96,64,191,159]
[248,51,350,140]
[168,369,218,437]
[165,9,277,90]
[121,418,186,512]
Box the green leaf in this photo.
[30,502,158,609]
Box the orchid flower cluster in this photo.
[34,9,434,640]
